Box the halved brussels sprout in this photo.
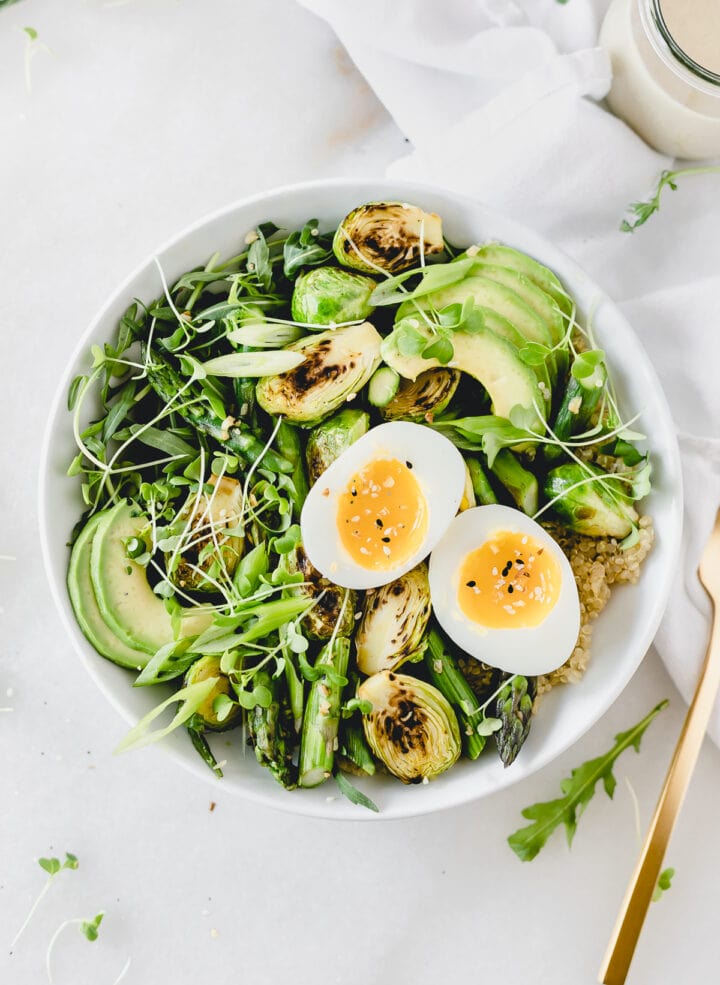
[381,368,460,422]
[544,462,638,538]
[256,321,382,425]
[291,267,376,327]
[285,544,357,640]
[333,202,444,275]
[358,670,461,783]
[184,655,241,731]
[305,408,370,486]
[355,563,431,675]
[166,475,244,593]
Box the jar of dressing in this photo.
[600,0,720,159]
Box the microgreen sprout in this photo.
[11,853,79,948]
[620,166,720,232]
[21,26,51,94]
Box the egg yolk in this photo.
[337,457,427,570]
[457,530,560,629]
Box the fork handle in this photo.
[599,604,720,985]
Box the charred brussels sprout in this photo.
[285,544,356,640]
[358,671,461,783]
[291,267,376,327]
[333,202,444,275]
[305,408,370,486]
[355,563,431,675]
[255,321,382,425]
[544,462,638,538]
[381,368,460,422]
[184,655,241,731]
[165,475,244,593]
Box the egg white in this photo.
[429,504,580,677]
[301,421,466,590]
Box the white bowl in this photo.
[39,178,683,820]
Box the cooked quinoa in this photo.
[538,514,655,692]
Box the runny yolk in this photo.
[457,530,560,629]
[337,457,427,570]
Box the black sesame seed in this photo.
[382,536,391,543]
[466,580,476,588]
[406,461,413,469]
[375,519,384,528]
[508,585,514,594]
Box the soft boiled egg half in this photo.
[429,504,580,677]
[301,421,466,590]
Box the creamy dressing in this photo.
[661,0,720,75]
[600,0,720,158]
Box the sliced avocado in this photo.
[90,502,213,655]
[381,324,544,432]
[397,275,557,381]
[67,513,149,670]
[469,262,568,379]
[472,306,552,412]
[470,244,572,318]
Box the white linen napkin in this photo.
[301,0,720,737]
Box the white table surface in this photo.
[2,2,719,983]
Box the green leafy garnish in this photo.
[334,770,379,813]
[80,912,104,941]
[11,852,79,948]
[620,167,720,232]
[652,867,675,902]
[508,700,668,861]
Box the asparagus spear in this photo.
[494,674,537,767]
[490,449,538,515]
[298,637,350,787]
[276,420,309,515]
[186,718,224,777]
[466,456,498,505]
[424,628,487,760]
[546,355,607,461]
[143,344,293,473]
[247,669,296,788]
[338,719,376,777]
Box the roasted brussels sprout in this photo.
[544,462,638,538]
[291,267,376,327]
[355,563,431,675]
[333,202,443,275]
[184,655,241,731]
[358,671,461,783]
[165,475,244,593]
[305,408,369,486]
[285,544,356,640]
[256,321,382,425]
[381,368,460,422]
[494,674,537,767]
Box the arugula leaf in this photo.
[508,699,668,861]
[620,166,720,232]
[283,219,333,278]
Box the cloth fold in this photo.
[298,0,720,738]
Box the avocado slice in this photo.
[470,306,552,412]
[470,244,572,318]
[90,501,213,655]
[381,324,544,432]
[67,513,149,670]
[397,275,557,381]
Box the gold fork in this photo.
[599,511,720,985]
[599,507,720,985]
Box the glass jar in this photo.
[600,0,720,159]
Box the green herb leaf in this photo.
[80,912,104,942]
[115,678,220,753]
[335,771,380,812]
[508,699,669,861]
[620,166,720,232]
[23,26,38,41]
[422,336,454,364]
[519,342,551,367]
[38,857,61,876]
[67,375,87,412]
[283,219,333,279]
[652,866,675,902]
